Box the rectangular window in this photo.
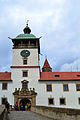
[23,58,27,65]
[78,98,80,104]
[2,83,7,90]
[76,84,80,91]
[63,84,69,91]
[48,98,54,105]
[2,98,7,104]
[60,98,66,105]
[23,71,28,77]
[46,84,52,92]
[55,75,60,77]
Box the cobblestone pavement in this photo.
[8,111,53,120]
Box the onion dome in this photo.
[23,23,31,34]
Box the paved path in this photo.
[8,111,53,120]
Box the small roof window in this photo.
[55,75,60,77]
[77,75,80,77]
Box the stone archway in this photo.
[13,87,37,109]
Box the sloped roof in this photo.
[39,72,80,81]
[42,59,52,69]
[14,33,36,39]
[0,72,12,81]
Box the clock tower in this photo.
[10,23,40,106]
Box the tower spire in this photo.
[42,58,52,72]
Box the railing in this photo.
[31,106,80,120]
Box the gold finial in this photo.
[26,20,29,26]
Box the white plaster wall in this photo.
[11,68,40,88]
[0,82,14,105]
[11,67,40,105]
[36,81,80,109]
[10,47,40,105]
[12,48,39,66]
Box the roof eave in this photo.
[0,80,12,82]
[39,79,80,81]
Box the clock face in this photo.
[20,50,30,58]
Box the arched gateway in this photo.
[13,80,37,109]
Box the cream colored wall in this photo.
[11,68,40,89]
[0,82,14,105]
[36,81,80,109]
[12,48,39,66]
[10,47,40,105]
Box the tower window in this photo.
[23,58,27,65]
[2,83,8,90]
[76,84,80,91]
[60,98,66,105]
[22,40,28,46]
[30,40,36,46]
[63,84,69,91]
[23,71,28,77]
[48,98,54,105]
[46,84,52,92]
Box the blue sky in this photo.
[0,0,80,72]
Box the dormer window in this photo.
[77,75,80,77]
[55,75,60,77]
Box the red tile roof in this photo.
[0,72,12,81]
[39,72,80,81]
[42,59,52,69]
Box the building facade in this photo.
[0,23,80,109]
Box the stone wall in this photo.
[0,105,8,120]
[31,106,80,120]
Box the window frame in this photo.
[76,83,80,91]
[78,97,80,104]
[63,84,69,92]
[22,70,28,77]
[60,98,66,105]
[2,83,8,90]
[46,84,52,92]
[1,97,7,104]
[23,58,28,65]
[48,98,54,105]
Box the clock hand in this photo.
[23,51,28,55]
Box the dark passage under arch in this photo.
[20,98,31,110]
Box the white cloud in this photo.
[60,58,80,72]
[0,64,11,72]
[0,0,80,72]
